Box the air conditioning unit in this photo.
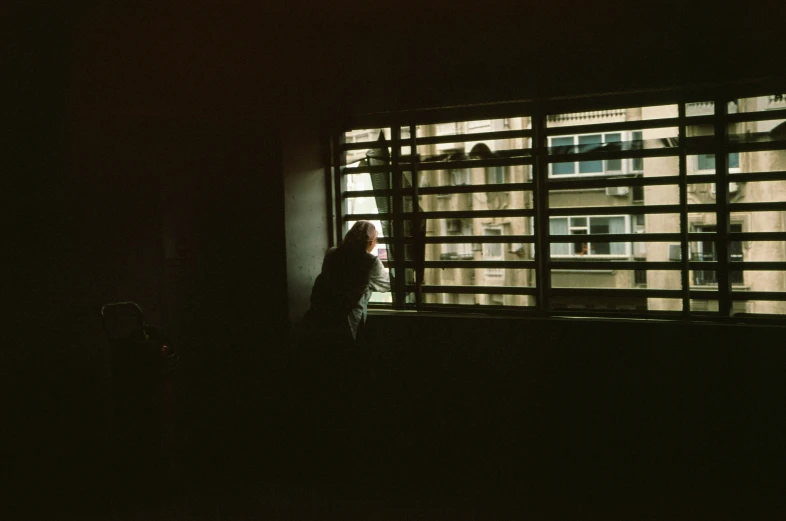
[605,186,630,196]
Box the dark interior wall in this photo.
[5,2,288,510]
[355,314,786,517]
[282,116,329,327]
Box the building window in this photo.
[442,219,473,260]
[549,133,624,176]
[549,216,629,257]
[483,227,504,278]
[697,152,740,171]
[692,224,744,285]
[486,166,505,184]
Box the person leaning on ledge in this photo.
[303,220,391,349]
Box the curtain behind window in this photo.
[365,131,426,291]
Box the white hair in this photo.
[343,221,377,251]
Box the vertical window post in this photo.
[714,96,731,316]
[678,101,690,315]
[533,109,550,313]
[391,125,406,309]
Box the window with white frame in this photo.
[549,216,629,257]
[483,226,504,278]
[549,133,624,176]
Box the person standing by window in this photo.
[303,220,391,348]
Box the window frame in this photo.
[334,81,786,322]
[549,215,632,258]
[548,131,631,177]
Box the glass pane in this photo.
[731,211,786,233]
[344,173,390,191]
[578,135,603,173]
[685,101,715,117]
[421,293,535,308]
[343,128,391,143]
[549,184,680,208]
[423,217,532,238]
[418,165,532,187]
[730,300,786,315]
[729,119,786,145]
[735,94,786,113]
[737,241,786,262]
[423,268,536,287]
[418,190,533,211]
[418,242,534,262]
[414,138,531,161]
[551,136,576,175]
[550,270,681,290]
[733,150,786,175]
[550,295,671,312]
[546,104,678,126]
[689,298,720,313]
[735,271,786,291]
[419,117,530,137]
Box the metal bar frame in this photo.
[330,79,786,322]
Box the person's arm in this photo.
[368,257,391,292]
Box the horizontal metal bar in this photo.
[548,175,686,190]
[405,209,535,219]
[343,164,392,174]
[726,108,786,124]
[420,235,536,244]
[550,288,683,299]
[687,261,719,269]
[413,155,533,172]
[340,139,399,152]
[418,183,534,195]
[730,232,786,241]
[343,189,406,199]
[548,147,679,164]
[729,291,786,301]
[729,262,786,270]
[548,233,681,243]
[344,213,389,221]
[727,202,786,212]
[417,261,536,269]
[378,235,535,245]
[727,140,786,154]
[413,128,532,146]
[545,116,682,136]
[410,285,538,295]
[548,309,685,320]
[548,204,697,216]
[549,261,681,270]
[728,171,786,183]
[418,303,536,312]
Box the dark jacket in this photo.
[304,246,390,343]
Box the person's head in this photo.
[342,221,378,253]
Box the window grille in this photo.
[335,83,786,320]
